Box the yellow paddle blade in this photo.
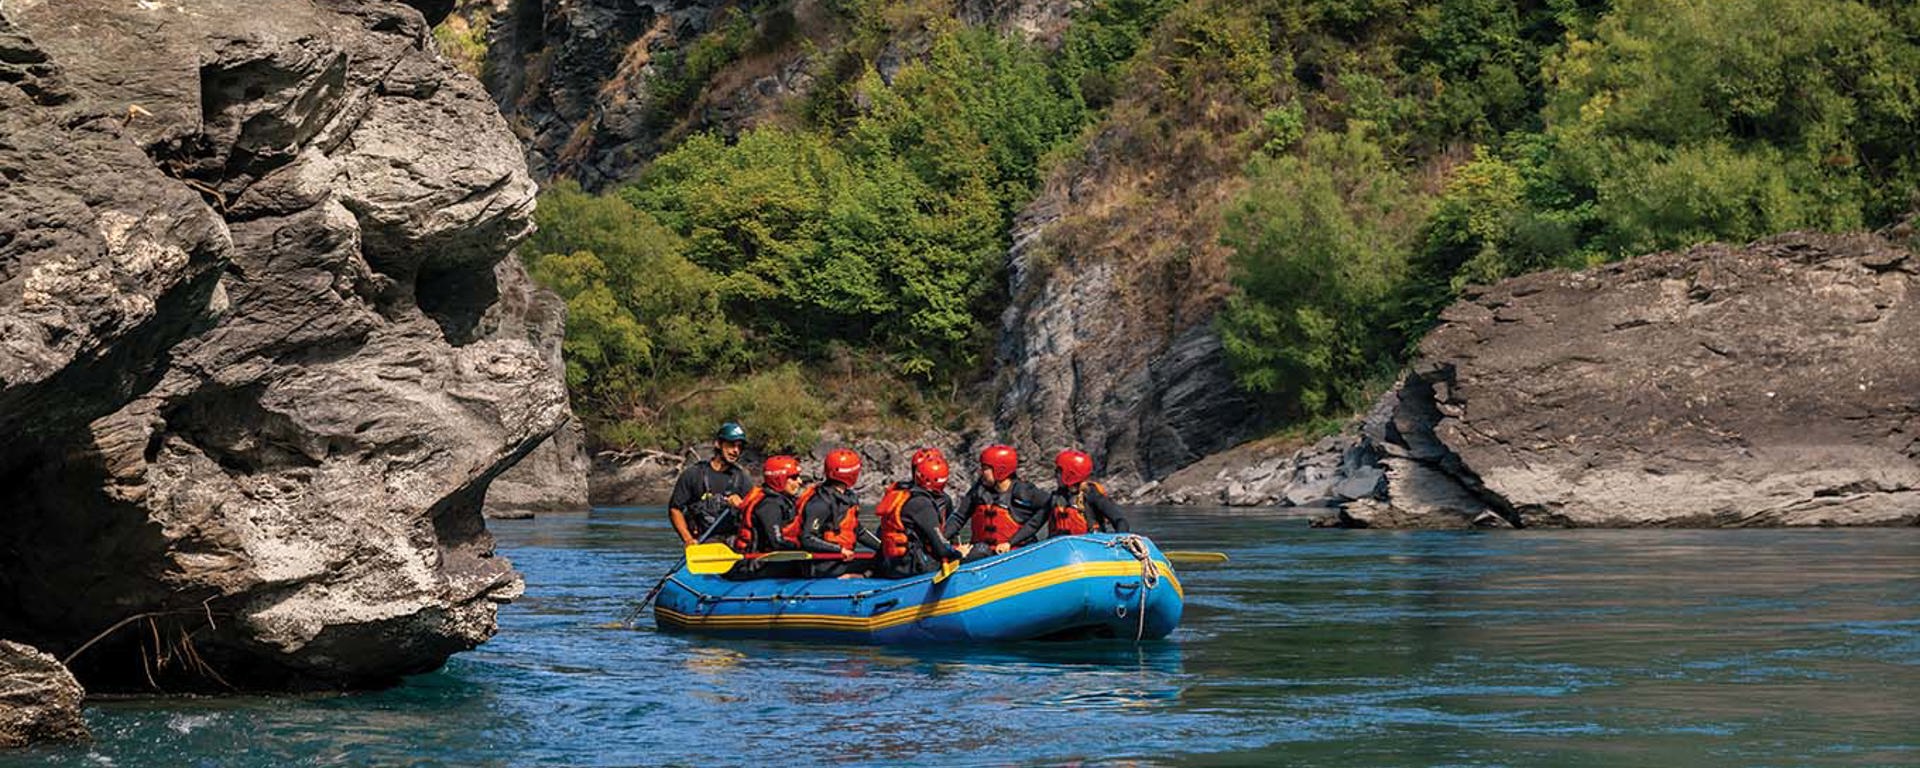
[934,559,959,584]
[684,543,745,575]
[1162,551,1230,563]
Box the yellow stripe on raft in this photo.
[657,559,1182,632]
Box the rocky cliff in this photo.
[484,0,734,188]
[0,0,569,697]
[1152,232,1920,528]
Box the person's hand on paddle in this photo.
[725,493,744,508]
[840,547,855,559]
[993,542,1011,554]
[956,543,973,557]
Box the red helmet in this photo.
[1055,449,1093,486]
[824,448,862,486]
[979,444,1018,479]
[763,455,800,486]
[911,447,946,468]
[914,457,951,492]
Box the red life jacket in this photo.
[781,483,861,550]
[1050,481,1107,536]
[874,484,912,559]
[730,486,769,552]
[971,500,1018,547]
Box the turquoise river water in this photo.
[7,506,1919,766]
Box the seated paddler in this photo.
[726,455,803,578]
[947,444,1050,556]
[781,448,883,577]
[1013,449,1129,544]
[874,455,972,578]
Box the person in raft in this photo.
[873,453,972,578]
[946,444,1050,556]
[668,421,753,546]
[782,448,884,577]
[1012,449,1129,543]
[725,453,802,579]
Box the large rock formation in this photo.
[992,131,1263,488]
[1205,232,1920,527]
[0,0,568,692]
[0,642,88,749]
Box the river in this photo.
[8,507,1919,766]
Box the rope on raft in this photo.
[1111,534,1160,642]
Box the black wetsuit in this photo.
[1014,482,1130,544]
[882,486,966,578]
[796,482,883,577]
[741,487,799,554]
[668,458,751,541]
[945,478,1050,552]
[728,487,802,580]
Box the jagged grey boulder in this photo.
[0,641,88,749]
[1319,232,1920,528]
[0,0,568,690]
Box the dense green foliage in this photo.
[524,0,1920,444]
[524,0,1165,449]
[1218,0,1920,420]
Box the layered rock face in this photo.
[0,642,88,749]
[485,0,729,188]
[0,0,568,692]
[993,145,1261,488]
[1198,233,1920,527]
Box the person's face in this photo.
[717,439,743,463]
[979,466,996,484]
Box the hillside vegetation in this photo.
[492,0,1920,453]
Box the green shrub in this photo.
[523,181,745,405]
[1219,127,1425,418]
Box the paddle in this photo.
[1161,551,1230,563]
[621,507,735,628]
[934,558,959,584]
[684,544,817,575]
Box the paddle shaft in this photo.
[629,507,735,624]
[746,551,876,561]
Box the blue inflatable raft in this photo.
[654,533,1183,643]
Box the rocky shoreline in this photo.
[1133,231,1920,529]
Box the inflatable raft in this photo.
[654,533,1183,643]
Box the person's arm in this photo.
[1089,485,1128,532]
[754,496,788,552]
[1010,492,1052,546]
[943,487,975,544]
[1006,481,1051,545]
[906,497,964,561]
[797,494,845,554]
[667,467,699,545]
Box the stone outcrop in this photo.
[484,0,732,187]
[992,143,1262,488]
[0,0,569,691]
[0,642,88,749]
[1216,232,1920,528]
